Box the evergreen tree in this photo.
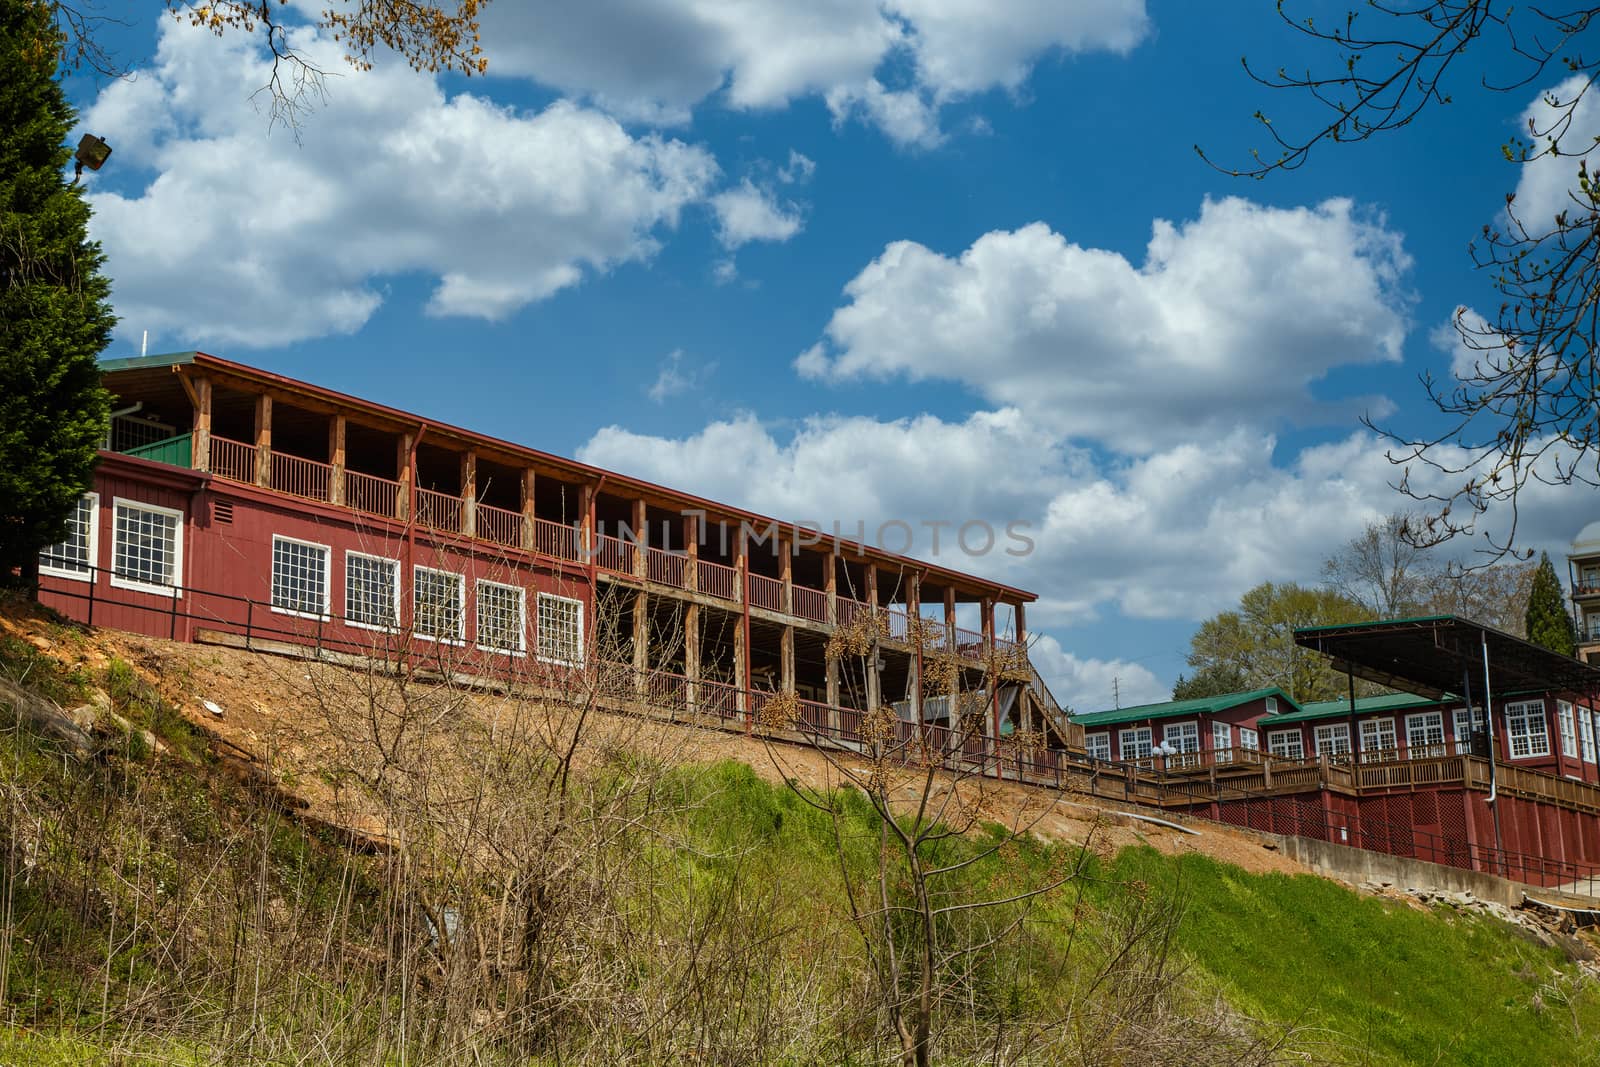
[0,0,114,592]
[1525,552,1577,658]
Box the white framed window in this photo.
[536,592,584,666]
[1213,721,1233,764]
[1505,700,1550,759]
[271,536,330,619]
[1085,732,1111,762]
[1405,711,1446,757]
[1264,696,1279,714]
[40,493,98,581]
[1453,707,1486,755]
[476,579,525,655]
[346,552,399,630]
[1239,727,1259,752]
[1359,717,1398,762]
[1164,721,1200,767]
[1314,722,1352,757]
[414,566,465,643]
[110,498,183,597]
[1559,701,1579,759]
[1119,726,1152,762]
[1268,729,1305,759]
[1582,708,1598,764]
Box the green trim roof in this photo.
[1262,691,1451,725]
[1073,687,1299,729]
[99,351,198,373]
[1295,614,1453,635]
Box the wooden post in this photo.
[781,625,795,695]
[1015,601,1027,647]
[632,591,649,695]
[779,534,793,614]
[521,468,537,552]
[737,525,750,715]
[253,393,272,488]
[459,451,477,538]
[633,499,648,578]
[191,375,212,473]
[826,654,840,733]
[866,565,878,615]
[983,596,997,757]
[684,513,699,592]
[734,524,747,601]
[824,549,837,625]
[328,415,346,505]
[908,572,922,726]
[582,483,595,564]
[396,432,413,519]
[685,603,700,714]
[944,587,957,653]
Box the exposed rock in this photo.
[0,676,92,759]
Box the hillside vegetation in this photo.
[0,598,1596,1065]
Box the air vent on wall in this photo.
[213,499,235,525]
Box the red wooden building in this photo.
[36,351,1066,748]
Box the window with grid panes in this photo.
[1559,702,1579,758]
[536,593,583,665]
[1453,708,1486,754]
[415,567,464,642]
[1212,721,1232,763]
[1268,730,1304,759]
[1405,711,1445,754]
[111,499,182,595]
[272,536,329,617]
[1505,700,1550,759]
[476,580,525,653]
[40,494,97,579]
[1239,727,1259,752]
[346,553,398,629]
[1119,727,1152,761]
[1359,717,1397,761]
[1583,709,1598,764]
[1085,733,1111,761]
[1314,722,1351,756]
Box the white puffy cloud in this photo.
[798,197,1413,451]
[1026,634,1167,713]
[82,21,719,347]
[479,0,1147,143]
[711,180,803,248]
[1512,75,1600,229]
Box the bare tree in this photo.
[1321,513,1431,617]
[1200,3,1600,558]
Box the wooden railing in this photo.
[697,559,737,600]
[597,534,635,575]
[646,547,688,589]
[792,585,828,623]
[209,435,256,485]
[345,469,401,518]
[837,597,869,628]
[414,488,463,533]
[532,518,581,562]
[476,503,524,549]
[747,573,782,612]
[271,451,332,503]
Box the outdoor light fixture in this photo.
[71,133,112,183]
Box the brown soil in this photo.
[2,598,1307,877]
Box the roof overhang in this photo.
[1294,616,1600,702]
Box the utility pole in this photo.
[1112,676,1120,709]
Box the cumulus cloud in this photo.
[1512,74,1600,229]
[798,197,1413,451]
[1026,635,1167,713]
[479,0,1148,143]
[711,180,804,248]
[82,20,720,347]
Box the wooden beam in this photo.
[632,498,648,578]
[684,513,699,591]
[521,468,537,552]
[781,625,795,694]
[460,450,477,538]
[328,415,346,505]
[396,432,413,520]
[779,534,793,614]
[190,375,212,474]
[252,393,272,488]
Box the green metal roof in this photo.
[1262,691,1451,726]
[99,351,198,373]
[1072,687,1299,729]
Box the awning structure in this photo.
[1293,616,1600,701]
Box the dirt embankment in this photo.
[2,598,1306,877]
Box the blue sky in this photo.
[62,1,1600,710]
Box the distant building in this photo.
[1569,521,1600,662]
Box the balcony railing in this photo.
[191,440,1029,658]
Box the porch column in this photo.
[633,498,648,578]
[983,597,998,756]
[190,375,212,473]
[944,587,957,653]
[825,550,837,625]
[396,432,413,520]
[460,451,477,538]
[685,603,701,714]
[826,654,840,733]
[781,625,795,695]
[908,572,922,725]
[685,513,699,591]
[327,415,346,505]
[779,533,793,614]
[253,393,272,489]
[736,525,750,714]
[582,483,595,563]
[520,468,537,552]
[1015,601,1027,647]
[632,591,649,695]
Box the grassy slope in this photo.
[1,612,1597,1064]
